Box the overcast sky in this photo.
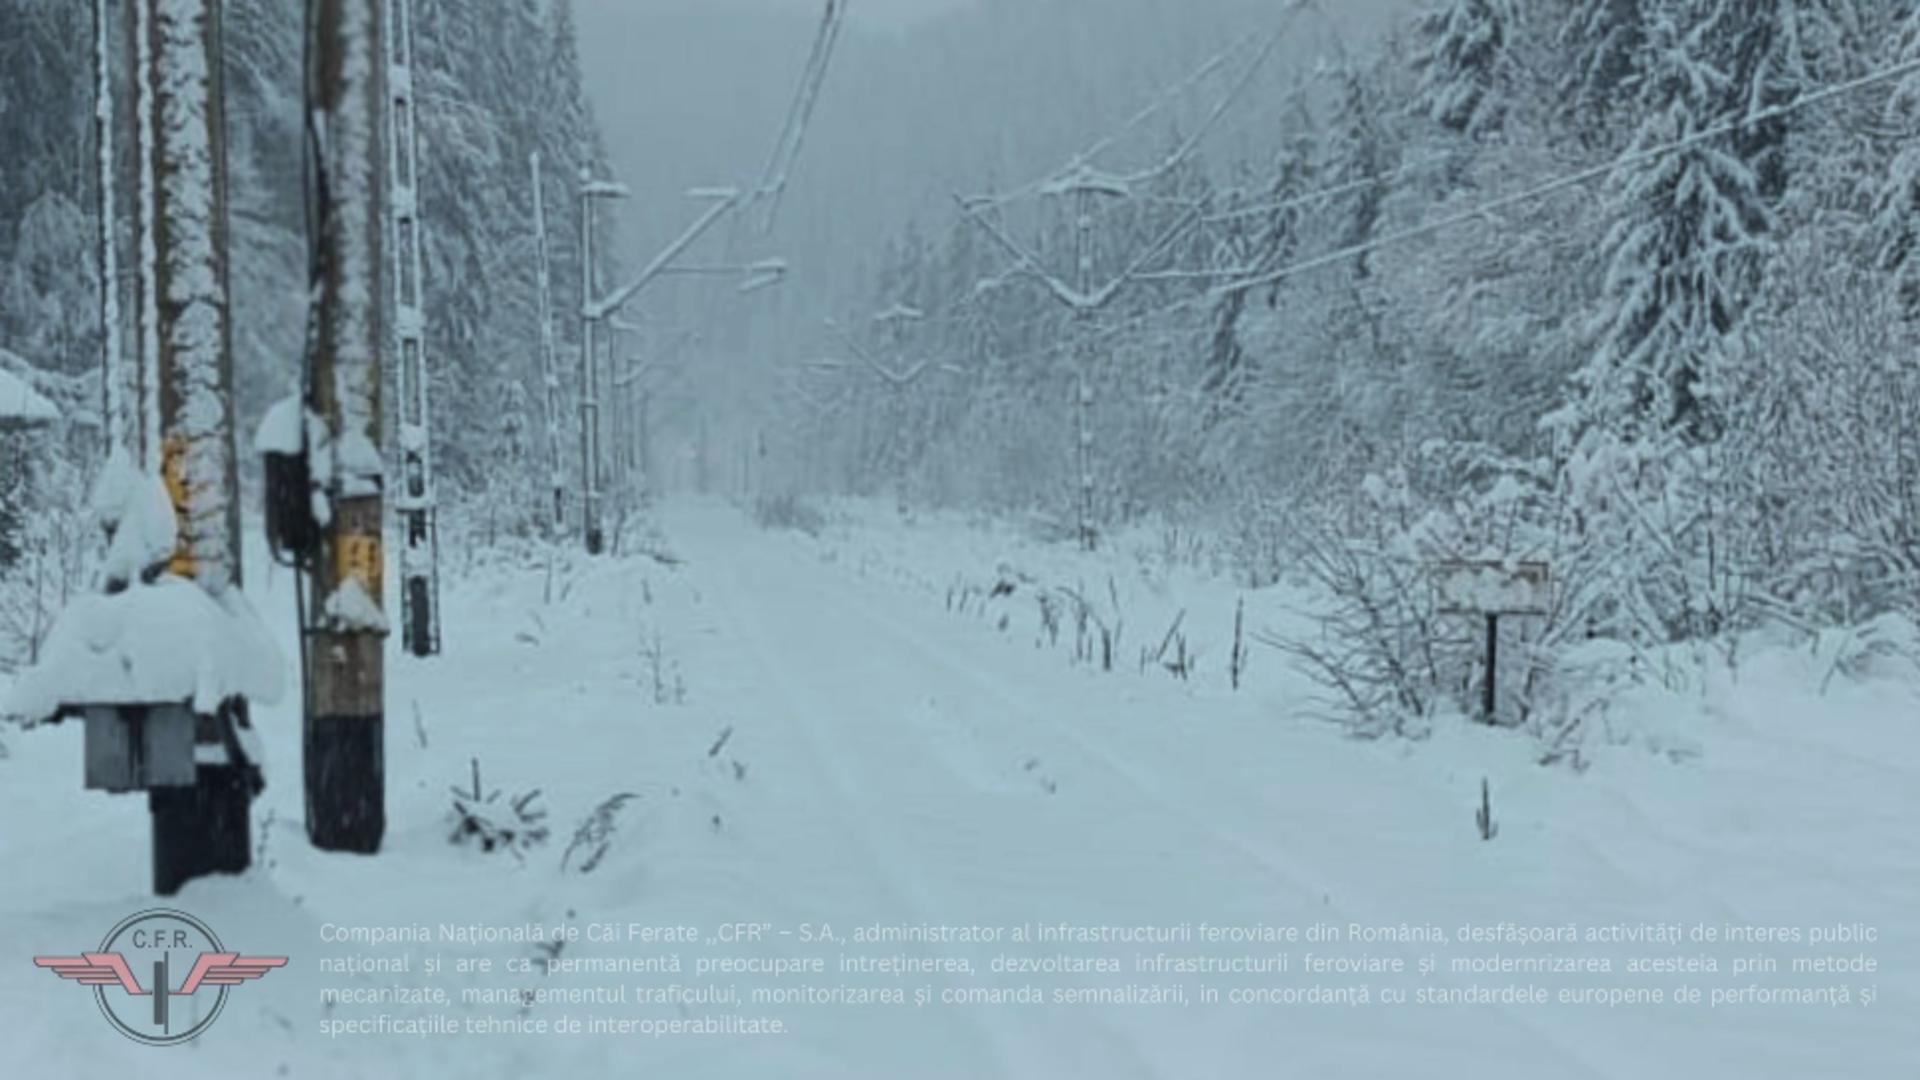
[569,0,1415,433]
[576,0,975,32]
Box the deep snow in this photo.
[0,498,1912,1078]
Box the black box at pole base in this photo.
[305,713,385,853]
[149,765,253,896]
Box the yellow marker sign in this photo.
[161,436,195,579]
[336,531,384,607]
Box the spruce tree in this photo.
[1412,0,1517,140]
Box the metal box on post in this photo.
[83,703,197,792]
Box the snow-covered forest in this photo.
[1,1,1916,1077]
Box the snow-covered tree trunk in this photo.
[138,0,262,897]
[149,0,240,592]
[130,0,163,471]
[93,0,126,457]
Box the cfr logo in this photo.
[34,909,286,1046]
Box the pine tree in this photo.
[1713,0,1862,206]
[1204,128,1313,414]
[1578,2,1772,445]
[1412,0,1517,140]
[404,0,608,498]
[1324,67,1390,281]
[1557,0,1649,146]
[1873,7,1920,319]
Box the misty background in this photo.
[575,0,1413,473]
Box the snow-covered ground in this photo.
[0,497,1913,1078]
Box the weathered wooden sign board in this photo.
[1433,560,1551,616]
[1430,560,1552,724]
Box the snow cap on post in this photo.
[2,576,286,726]
[254,393,309,455]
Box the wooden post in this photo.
[1432,560,1550,730]
[304,0,387,854]
[1483,613,1498,725]
[141,0,253,895]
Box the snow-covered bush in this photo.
[1728,249,1920,628]
[753,492,827,537]
[1264,440,1620,743]
[0,419,96,672]
[447,758,551,859]
[1262,467,1458,738]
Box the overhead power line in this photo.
[1219,53,1920,297]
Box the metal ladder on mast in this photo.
[387,0,441,657]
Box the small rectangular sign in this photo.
[1433,560,1551,616]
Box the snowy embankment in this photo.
[0,496,1912,1079]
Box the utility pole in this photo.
[303,0,387,854]
[959,164,1165,552]
[563,0,836,513]
[142,0,254,894]
[819,307,942,487]
[608,314,647,502]
[606,316,632,505]
[953,26,1279,549]
[129,0,161,469]
[93,0,124,457]
[577,170,628,555]
[531,152,565,536]
[1062,175,1111,553]
[385,0,440,658]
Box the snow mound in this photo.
[0,367,57,423]
[254,392,307,455]
[323,578,389,633]
[3,576,286,723]
[90,452,180,588]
